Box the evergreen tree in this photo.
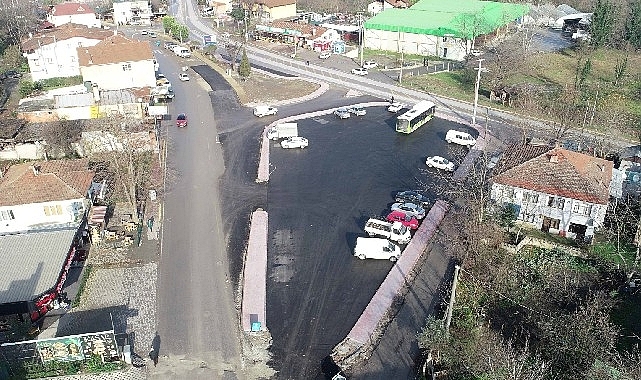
[625,0,641,49]
[238,48,251,79]
[590,0,616,48]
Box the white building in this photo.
[491,145,617,242]
[21,24,116,82]
[367,0,408,15]
[78,35,156,90]
[113,0,153,26]
[47,2,101,28]
[0,159,94,234]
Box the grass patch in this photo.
[72,264,92,308]
[403,71,475,101]
[590,241,637,267]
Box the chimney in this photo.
[31,165,41,175]
[92,84,100,102]
[113,30,117,36]
[29,32,33,39]
[549,154,559,163]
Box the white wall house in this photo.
[21,24,116,81]
[364,28,471,61]
[367,0,408,15]
[113,0,153,26]
[47,2,101,28]
[491,146,616,242]
[78,35,156,90]
[0,159,94,234]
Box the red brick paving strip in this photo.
[347,200,449,344]
[241,209,268,331]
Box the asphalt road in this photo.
[152,48,243,378]
[265,109,475,379]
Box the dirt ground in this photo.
[236,73,320,104]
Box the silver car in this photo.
[390,202,426,219]
[334,108,351,119]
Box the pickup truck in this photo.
[254,105,278,117]
[364,218,411,244]
[354,237,401,262]
[267,123,298,140]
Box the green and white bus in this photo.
[396,100,436,134]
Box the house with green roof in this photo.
[363,0,529,61]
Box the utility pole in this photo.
[444,265,461,336]
[398,47,404,84]
[359,13,364,67]
[472,58,486,126]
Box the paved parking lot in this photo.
[265,106,475,378]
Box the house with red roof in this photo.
[78,35,156,90]
[491,145,617,242]
[47,2,101,28]
[21,24,117,81]
[0,159,95,235]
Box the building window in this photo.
[520,211,535,223]
[44,205,63,216]
[0,210,15,221]
[523,192,539,204]
[550,219,560,229]
[122,63,132,71]
[547,196,565,209]
[572,203,592,215]
[505,188,515,200]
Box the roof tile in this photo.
[77,35,153,66]
[493,147,613,204]
[0,158,94,206]
[21,23,116,52]
[51,2,96,16]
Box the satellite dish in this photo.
[633,174,640,183]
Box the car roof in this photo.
[177,113,186,118]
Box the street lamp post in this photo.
[358,13,364,67]
[472,58,487,126]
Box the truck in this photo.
[254,105,278,117]
[353,237,401,262]
[266,123,298,140]
[172,45,191,58]
[364,218,411,244]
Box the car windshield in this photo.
[178,114,186,120]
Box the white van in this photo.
[445,130,476,147]
[173,46,191,58]
[353,237,401,262]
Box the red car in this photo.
[386,210,419,230]
[176,113,187,127]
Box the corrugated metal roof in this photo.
[100,89,137,105]
[54,92,94,108]
[364,0,529,39]
[0,228,77,304]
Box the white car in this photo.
[334,108,351,119]
[179,73,189,81]
[362,61,377,69]
[445,130,476,147]
[319,51,331,59]
[426,156,455,172]
[391,202,426,219]
[281,136,308,149]
[351,67,368,76]
[254,105,278,117]
[388,102,406,113]
[348,106,366,116]
[141,30,148,35]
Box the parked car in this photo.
[387,102,406,113]
[386,210,419,230]
[149,32,157,38]
[351,67,368,76]
[395,190,429,206]
[179,73,190,81]
[334,108,351,119]
[164,42,176,50]
[253,105,278,117]
[425,155,455,171]
[176,113,188,127]
[348,106,366,116]
[280,136,309,149]
[354,237,401,261]
[319,51,331,59]
[445,130,476,147]
[141,30,148,35]
[362,61,377,69]
[156,77,170,86]
[391,202,425,219]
